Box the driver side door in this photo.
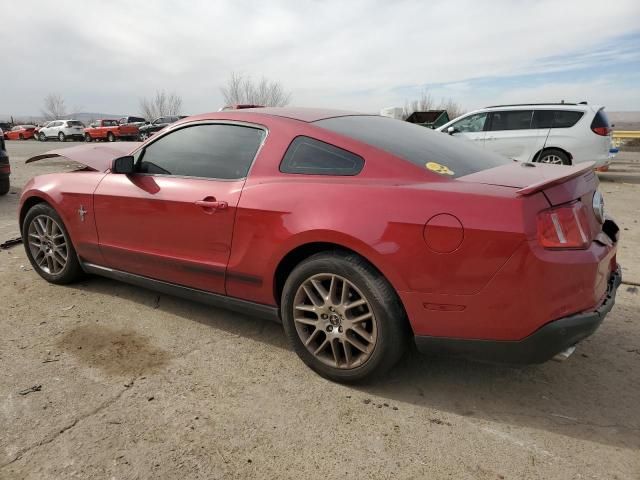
[92,122,266,294]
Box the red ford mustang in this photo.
[19,108,621,382]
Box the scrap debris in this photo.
[18,385,42,396]
[0,237,22,250]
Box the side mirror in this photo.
[447,126,459,135]
[112,155,135,174]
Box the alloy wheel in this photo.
[27,215,68,275]
[293,273,377,369]
[539,154,563,165]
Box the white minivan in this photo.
[436,103,614,168]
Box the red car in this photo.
[6,125,36,140]
[19,108,621,382]
[84,119,139,142]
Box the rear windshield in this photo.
[590,109,610,129]
[67,121,83,127]
[314,115,510,178]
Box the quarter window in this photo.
[532,110,584,129]
[280,136,364,176]
[451,113,488,133]
[488,110,533,131]
[138,124,265,179]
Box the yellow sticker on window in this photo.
[426,162,454,176]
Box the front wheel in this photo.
[58,132,66,142]
[22,203,83,284]
[281,251,408,383]
[39,133,47,142]
[536,148,571,165]
[107,132,116,142]
[84,134,93,142]
[138,131,148,141]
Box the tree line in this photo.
[35,75,465,123]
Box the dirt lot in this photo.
[1,141,639,479]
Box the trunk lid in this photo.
[458,161,602,242]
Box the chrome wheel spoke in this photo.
[293,273,377,370]
[28,215,68,275]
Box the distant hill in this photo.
[609,111,640,131]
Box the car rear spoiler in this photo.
[516,162,595,196]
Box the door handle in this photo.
[195,200,228,209]
[195,199,228,210]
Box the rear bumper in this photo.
[414,265,622,364]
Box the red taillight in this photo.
[0,164,10,174]
[537,201,591,249]
[591,126,611,136]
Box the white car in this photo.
[437,103,614,168]
[38,119,85,142]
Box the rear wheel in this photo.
[22,203,83,284]
[536,148,571,165]
[107,132,116,142]
[0,176,9,196]
[281,251,408,383]
[58,132,66,142]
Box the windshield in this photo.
[314,115,510,178]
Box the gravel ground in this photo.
[1,141,639,479]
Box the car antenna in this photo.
[533,111,554,164]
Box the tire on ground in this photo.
[281,250,408,383]
[22,203,84,284]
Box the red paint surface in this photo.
[19,108,618,342]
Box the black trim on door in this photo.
[80,261,280,322]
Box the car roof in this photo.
[481,103,597,112]
[220,107,364,123]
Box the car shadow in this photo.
[66,276,639,451]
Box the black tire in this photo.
[138,131,148,142]
[39,133,47,142]
[107,132,116,142]
[0,176,9,196]
[84,134,93,142]
[58,132,66,142]
[281,251,408,383]
[22,203,83,284]
[19,134,24,140]
[535,148,571,165]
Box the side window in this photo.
[280,136,364,176]
[452,113,488,133]
[138,124,265,179]
[488,110,533,131]
[532,110,584,129]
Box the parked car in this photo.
[437,103,614,168]
[118,116,147,127]
[0,128,9,195]
[5,125,37,140]
[137,116,184,141]
[84,119,139,142]
[38,120,85,142]
[20,108,621,382]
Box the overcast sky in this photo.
[2,0,639,118]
